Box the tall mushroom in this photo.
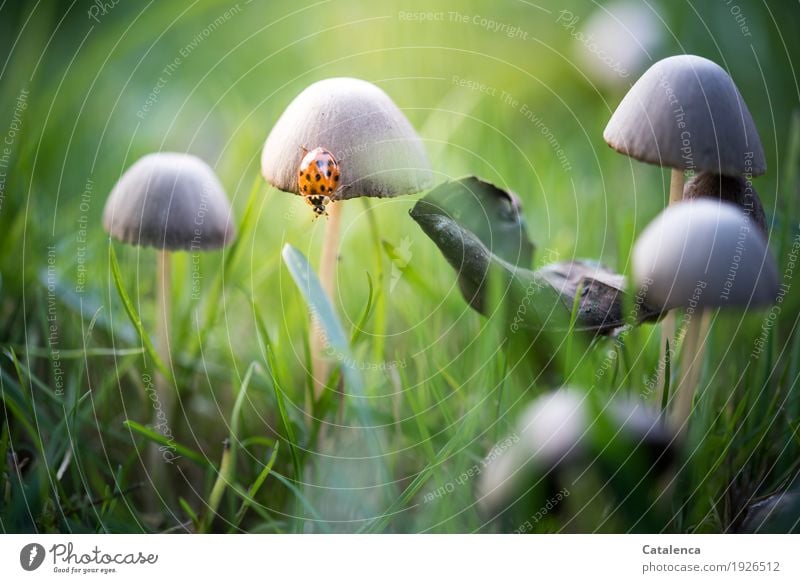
[103,152,235,471]
[632,199,778,430]
[604,54,765,199]
[260,77,432,396]
[604,53,766,397]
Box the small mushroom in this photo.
[478,389,674,531]
[261,77,432,397]
[103,152,235,475]
[683,171,767,234]
[261,77,432,200]
[632,199,778,430]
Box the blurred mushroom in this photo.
[632,199,777,429]
[683,171,767,234]
[574,1,663,90]
[478,389,674,531]
[261,77,432,397]
[103,152,235,449]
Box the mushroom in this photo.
[604,54,765,202]
[632,199,778,430]
[103,152,235,446]
[573,1,663,91]
[478,389,673,530]
[683,171,767,234]
[260,77,432,396]
[604,54,766,401]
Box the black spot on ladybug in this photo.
[315,174,320,181]
[305,174,310,181]
[326,170,332,177]
[334,174,340,182]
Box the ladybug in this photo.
[297,146,341,217]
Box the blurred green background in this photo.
[1,0,799,533]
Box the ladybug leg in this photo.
[299,144,309,154]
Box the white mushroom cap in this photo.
[576,1,663,90]
[103,153,235,251]
[478,389,588,512]
[260,77,433,199]
[478,389,674,515]
[604,55,766,176]
[632,199,778,311]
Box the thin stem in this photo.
[311,201,342,400]
[672,310,711,431]
[149,248,172,509]
[668,167,685,204]
[657,168,687,400]
[155,249,172,414]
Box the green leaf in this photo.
[281,244,349,356]
[281,244,366,395]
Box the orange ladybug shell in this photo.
[297,147,341,198]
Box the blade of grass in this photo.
[109,245,173,383]
[178,497,200,531]
[265,347,302,484]
[122,420,210,468]
[200,439,232,532]
[230,441,280,531]
[350,272,375,344]
[661,339,671,413]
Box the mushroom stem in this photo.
[657,168,687,396]
[668,168,685,204]
[149,249,172,500]
[155,249,172,413]
[311,201,342,400]
[671,309,711,430]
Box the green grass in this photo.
[1,0,799,533]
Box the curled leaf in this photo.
[411,177,658,335]
[409,176,534,267]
